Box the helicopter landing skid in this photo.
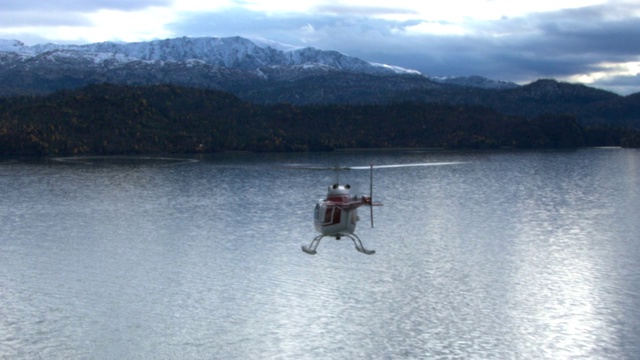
[302,233,375,255]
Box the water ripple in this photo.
[2,149,640,358]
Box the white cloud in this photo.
[83,7,177,43]
[402,21,469,36]
[237,0,318,13]
[17,7,178,44]
[171,0,236,12]
[567,60,640,84]
[1,1,177,44]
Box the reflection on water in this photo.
[1,149,639,358]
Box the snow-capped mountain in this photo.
[0,36,518,102]
[1,36,415,75]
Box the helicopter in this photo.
[291,162,464,255]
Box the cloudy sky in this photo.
[2,0,639,94]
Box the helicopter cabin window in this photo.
[331,207,342,224]
[320,206,342,225]
[323,207,332,223]
[334,208,342,224]
[314,204,320,221]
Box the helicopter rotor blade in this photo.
[282,162,465,171]
[281,164,354,171]
[347,162,465,170]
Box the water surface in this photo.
[1,149,639,359]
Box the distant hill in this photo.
[5,84,628,156]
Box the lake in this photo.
[1,148,639,359]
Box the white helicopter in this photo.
[292,162,464,255]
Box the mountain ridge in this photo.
[1,36,416,75]
[1,36,638,129]
[0,35,515,90]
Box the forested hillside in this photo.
[1,84,638,156]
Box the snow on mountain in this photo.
[371,62,422,75]
[1,36,413,76]
[0,39,27,52]
[0,36,517,93]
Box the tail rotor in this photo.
[370,164,374,228]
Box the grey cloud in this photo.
[141,3,640,94]
[370,3,640,84]
[2,0,172,12]
[591,74,640,95]
[0,11,91,27]
[523,8,640,56]
[169,8,301,38]
[312,5,418,17]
